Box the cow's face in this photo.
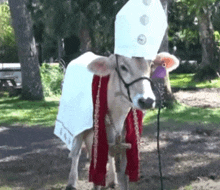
[87,52,179,110]
[113,55,156,110]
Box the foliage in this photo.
[214,31,220,46]
[178,0,218,15]
[0,96,60,127]
[174,61,198,73]
[169,0,220,63]
[193,64,220,82]
[40,63,64,97]
[27,0,128,60]
[0,2,14,45]
[0,2,18,62]
[168,0,202,61]
[173,0,220,82]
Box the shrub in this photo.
[173,60,198,73]
[40,63,64,97]
[0,2,19,62]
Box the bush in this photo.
[173,60,198,73]
[193,64,219,82]
[40,63,64,97]
[0,2,19,62]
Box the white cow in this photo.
[63,52,179,190]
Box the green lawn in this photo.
[144,103,220,127]
[0,96,60,127]
[170,73,220,88]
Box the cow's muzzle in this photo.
[138,97,155,109]
[115,55,161,109]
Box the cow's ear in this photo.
[153,52,179,72]
[87,57,113,76]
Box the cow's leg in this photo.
[66,133,84,190]
[83,130,101,190]
[107,155,117,188]
[83,129,93,159]
[117,151,129,190]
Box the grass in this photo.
[170,73,220,88]
[0,73,219,128]
[0,95,60,127]
[144,103,220,127]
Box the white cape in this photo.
[54,52,101,150]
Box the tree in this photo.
[159,0,169,52]
[8,0,44,100]
[27,0,128,62]
[157,0,177,108]
[169,0,202,63]
[180,0,220,81]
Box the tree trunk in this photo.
[198,9,215,66]
[159,0,169,52]
[8,0,44,100]
[194,8,220,81]
[158,0,176,108]
[79,28,91,53]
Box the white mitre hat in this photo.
[114,0,167,60]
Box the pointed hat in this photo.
[114,0,167,59]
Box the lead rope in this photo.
[154,83,164,190]
[157,106,163,190]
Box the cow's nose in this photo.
[138,97,155,109]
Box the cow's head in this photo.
[87,52,179,110]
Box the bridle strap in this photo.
[115,54,155,103]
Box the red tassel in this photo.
[89,75,109,186]
[125,110,143,181]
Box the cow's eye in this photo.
[120,65,128,72]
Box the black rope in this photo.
[157,106,163,190]
[153,82,164,190]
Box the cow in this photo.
[63,52,179,190]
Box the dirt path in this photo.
[173,88,220,108]
[0,88,220,190]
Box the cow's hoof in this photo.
[65,184,76,190]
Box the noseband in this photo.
[115,54,159,103]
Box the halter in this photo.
[115,54,158,103]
